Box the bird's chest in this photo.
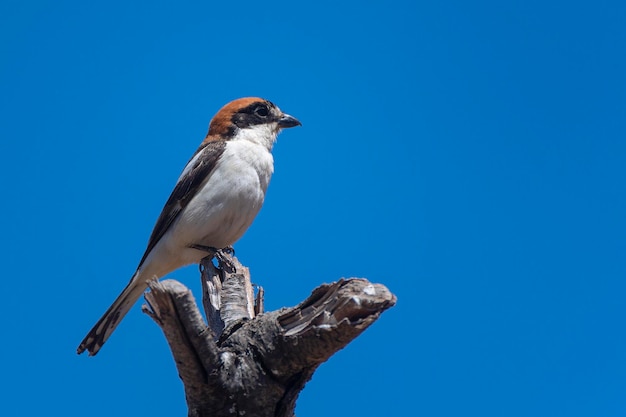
[214,140,274,196]
[176,141,274,247]
[196,143,273,212]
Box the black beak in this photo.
[277,113,302,128]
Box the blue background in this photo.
[1,1,625,416]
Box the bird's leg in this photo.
[191,244,218,273]
[214,249,236,273]
[191,244,219,255]
[190,244,236,273]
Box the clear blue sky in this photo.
[1,1,625,416]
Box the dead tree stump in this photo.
[142,252,396,417]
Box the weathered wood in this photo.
[143,251,396,417]
[143,280,218,410]
[254,285,265,316]
[200,259,224,339]
[203,256,255,327]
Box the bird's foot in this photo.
[191,244,236,272]
[214,250,236,272]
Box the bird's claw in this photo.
[191,244,235,273]
[214,249,236,273]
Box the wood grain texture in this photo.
[142,251,396,417]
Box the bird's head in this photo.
[206,97,301,150]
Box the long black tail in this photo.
[77,273,148,356]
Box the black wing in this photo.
[136,140,226,269]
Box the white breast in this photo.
[137,133,277,279]
[180,139,273,244]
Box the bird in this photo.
[77,97,301,356]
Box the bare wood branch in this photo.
[142,280,218,410]
[200,258,224,340]
[143,253,396,417]
[213,256,255,325]
[254,285,265,316]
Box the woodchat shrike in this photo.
[77,97,301,356]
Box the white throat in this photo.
[232,123,279,151]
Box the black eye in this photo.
[254,106,269,117]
